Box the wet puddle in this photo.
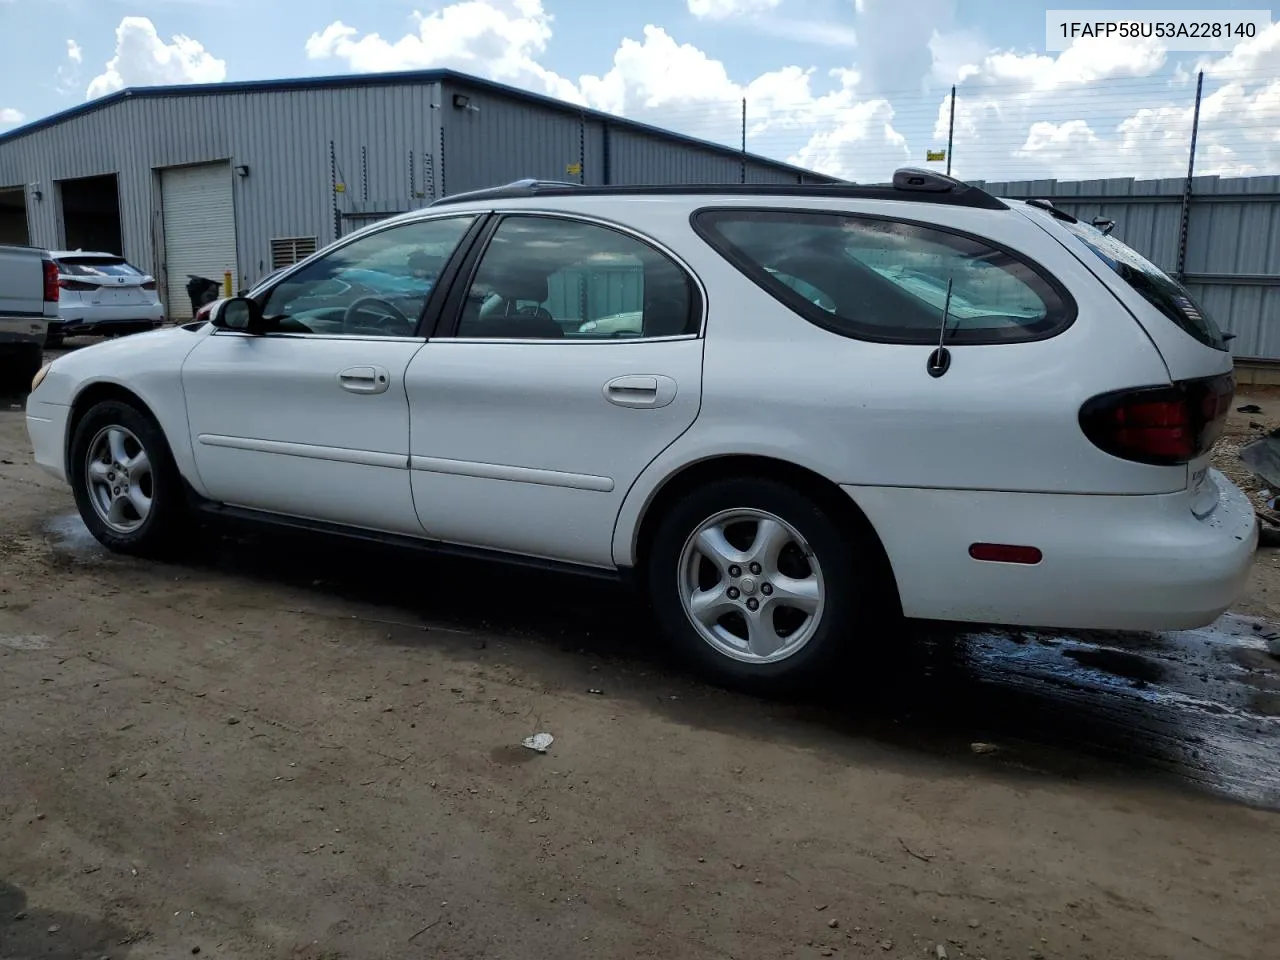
[43,513,109,560]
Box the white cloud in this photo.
[87,16,227,100]
[1196,22,1280,79]
[305,1,581,104]
[0,108,25,125]
[686,0,781,20]
[66,39,82,64]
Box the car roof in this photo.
[423,168,1010,214]
[51,251,131,259]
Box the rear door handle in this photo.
[603,374,677,409]
[338,365,390,395]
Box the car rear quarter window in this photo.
[57,257,143,278]
[1052,217,1228,352]
[692,208,1075,345]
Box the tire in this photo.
[69,399,189,557]
[647,477,879,691]
[45,333,63,348]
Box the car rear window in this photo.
[57,257,143,278]
[1052,218,1228,352]
[692,208,1074,344]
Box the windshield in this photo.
[57,257,143,278]
[1053,217,1227,352]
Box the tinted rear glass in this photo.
[57,257,143,278]
[1053,217,1227,351]
[693,209,1074,344]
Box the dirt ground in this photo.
[2,363,1280,960]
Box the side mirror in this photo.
[209,296,264,334]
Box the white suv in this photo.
[24,169,1256,689]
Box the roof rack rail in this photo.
[1024,197,1079,223]
[429,178,584,206]
[428,168,1007,211]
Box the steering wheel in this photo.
[342,296,414,335]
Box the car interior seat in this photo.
[459,272,564,339]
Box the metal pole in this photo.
[602,122,611,185]
[946,85,956,177]
[740,98,747,184]
[1176,71,1204,282]
[329,140,340,241]
[439,124,446,198]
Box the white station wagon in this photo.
[25,169,1257,688]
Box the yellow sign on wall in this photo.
[565,163,582,176]
[926,149,946,162]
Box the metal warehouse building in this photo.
[0,69,833,320]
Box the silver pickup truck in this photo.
[0,244,54,392]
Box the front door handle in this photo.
[338,365,390,395]
[603,374,677,409]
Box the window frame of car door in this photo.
[217,211,496,342]
[690,205,1078,346]
[431,210,708,343]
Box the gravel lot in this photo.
[2,351,1279,960]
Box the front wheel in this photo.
[69,400,188,556]
[647,477,876,691]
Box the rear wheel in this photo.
[647,477,876,690]
[69,400,188,556]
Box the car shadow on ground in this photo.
[0,878,136,959]
[73,516,1269,813]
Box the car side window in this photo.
[452,215,697,340]
[260,216,476,337]
[694,209,1074,344]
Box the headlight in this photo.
[30,361,51,393]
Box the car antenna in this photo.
[926,276,954,378]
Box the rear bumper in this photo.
[55,303,164,336]
[24,397,70,484]
[0,315,49,348]
[846,470,1257,632]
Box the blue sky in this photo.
[1,0,1277,182]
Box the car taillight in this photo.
[58,278,96,291]
[142,280,157,291]
[42,259,59,302]
[195,302,213,322]
[1079,373,1234,466]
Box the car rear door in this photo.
[403,210,705,568]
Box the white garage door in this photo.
[161,162,237,320]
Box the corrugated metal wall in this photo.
[973,174,1280,360]
[0,80,820,316]
[0,83,445,299]
[439,81,808,191]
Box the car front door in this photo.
[180,214,483,534]
[404,212,706,568]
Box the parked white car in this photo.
[47,251,164,345]
[24,170,1256,689]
